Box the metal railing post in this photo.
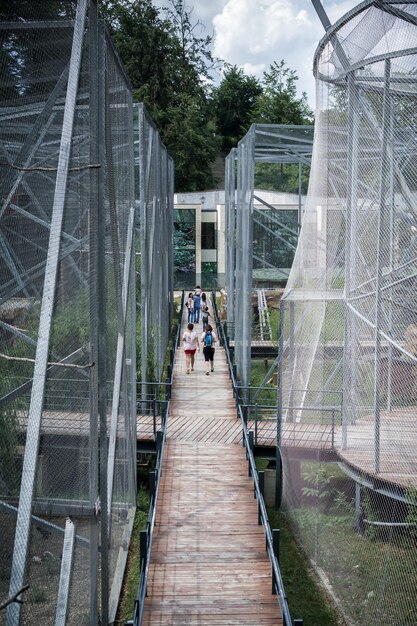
[248,431,254,476]
[272,528,280,594]
[258,471,264,525]
[149,470,156,501]
[152,399,157,438]
[140,530,147,574]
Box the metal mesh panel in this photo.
[225,125,313,387]
[280,2,417,624]
[134,103,174,387]
[0,3,136,624]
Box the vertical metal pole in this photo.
[386,73,395,413]
[297,162,302,232]
[54,518,76,626]
[272,528,280,594]
[98,21,110,625]
[277,300,284,451]
[149,470,156,502]
[139,105,148,405]
[235,142,243,383]
[258,471,265,526]
[241,131,255,391]
[88,1,101,622]
[225,149,237,329]
[343,72,359,448]
[288,300,294,423]
[7,3,88,623]
[140,530,148,573]
[276,299,284,507]
[354,482,362,533]
[374,59,391,474]
[128,97,138,506]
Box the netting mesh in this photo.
[135,103,174,388]
[0,3,137,623]
[280,2,417,623]
[225,125,313,387]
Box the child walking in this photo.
[200,324,217,375]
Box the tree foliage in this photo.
[99,3,313,193]
[100,0,219,191]
[252,60,313,125]
[212,65,262,156]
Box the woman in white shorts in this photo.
[182,323,200,374]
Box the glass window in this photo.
[174,209,196,273]
[201,222,215,250]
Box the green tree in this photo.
[100,0,219,192]
[252,60,313,125]
[213,65,262,156]
[164,93,218,191]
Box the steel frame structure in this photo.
[225,124,313,390]
[134,103,174,390]
[0,3,146,623]
[277,1,417,624]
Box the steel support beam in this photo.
[7,2,88,623]
[54,518,76,626]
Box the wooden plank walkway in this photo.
[137,413,335,451]
[142,307,282,625]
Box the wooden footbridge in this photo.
[139,308,285,625]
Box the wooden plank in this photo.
[142,311,282,625]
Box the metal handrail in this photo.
[211,292,298,626]
[132,401,167,625]
[133,405,167,625]
[239,402,293,626]
[129,297,183,626]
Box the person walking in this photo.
[201,304,211,332]
[193,289,201,323]
[201,324,217,375]
[182,323,200,374]
[186,292,194,324]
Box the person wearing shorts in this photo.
[201,324,217,375]
[182,323,200,374]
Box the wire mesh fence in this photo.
[225,125,313,389]
[280,2,417,624]
[0,2,139,623]
[134,103,174,388]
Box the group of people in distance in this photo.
[182,285,217,376]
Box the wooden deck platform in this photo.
[335,407,417,489]
[142,310,282,625]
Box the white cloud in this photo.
[154,0,360,107]
[211,0,359,107]
[212,0,323,105]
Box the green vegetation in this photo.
[285,462,417,625]
[0,409,21,495]
[212,65,262,156]
[255,460,340,624]
[100,1,313,193]
[267,507,341,626]
[116,487,150,623]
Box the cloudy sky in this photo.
[156,0,359,108]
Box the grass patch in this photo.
[115,487,150,624]
[254,459,340,624]
[267,507,341,626]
